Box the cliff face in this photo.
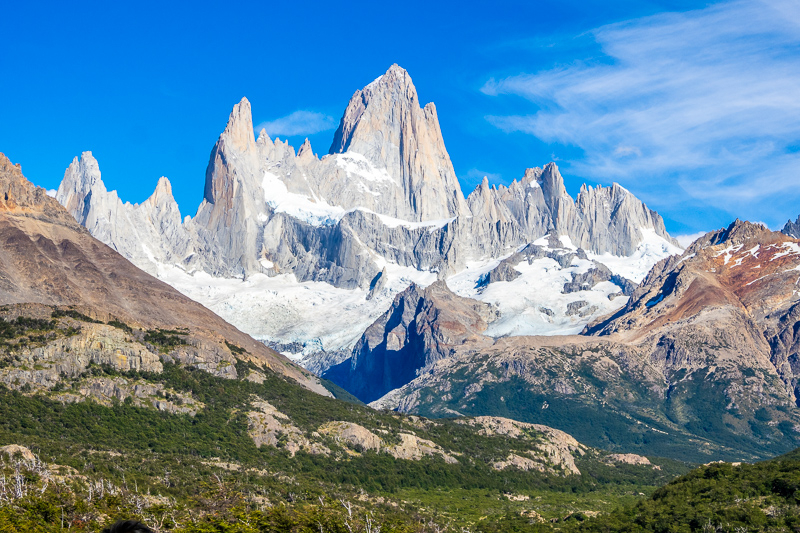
[324,281,496,402]
[56,151,193,276]
[328,64,470,221]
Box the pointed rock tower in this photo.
[193,97,267,277]
[329,64,469,221]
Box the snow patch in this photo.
[587,227,683,283]
[558,235,578,250]
[335,152,394,183]
[771,242,800,261]
[261,171,345,226]
[155,260,437,358]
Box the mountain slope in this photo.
[0,152,325,394]
[369,221,800,461]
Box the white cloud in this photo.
[464,168,502,184]
[483,0,800,227]
[674,231,708,248]
[255,110,336,138]
[46,189,57,198]
[613,145,641,157]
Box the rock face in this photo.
[459,416,585,475]
[329,64,470,221]
[192,98,268,277]
[782,215,800,239]
[0,153,326,395]
[324,281,497,402]
[0,445,36,461]
[247,400,329,456]
[318,421,383,452]
[56,152,193,276]
[370,221,800,462]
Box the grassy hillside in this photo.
[559,455,800,532]
[0,356,688,531]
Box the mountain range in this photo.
[42,64,800,462]
[55,65,680,364]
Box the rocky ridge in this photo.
[324,280,497,402]
[366,222,800,461]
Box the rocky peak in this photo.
[1,153,78,227]
[329,64,415,155]
[782,215,800,239]
[0,153,25,191]
[327,64,469,221]
[57,152,107,220]
[222,97,256,154]
[193,98,268,277]
[537,163,569,205]
[323,280,496,403]
[297,138,316,160]
[202,97,259,206]
[703,219,776,249]
[143,177,174,207]
[521,167,544,186]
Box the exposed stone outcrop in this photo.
[477,261,521,287]
[606,453,655,467]
[324,280,497,402]
[247,399,329,456]
[318,421,382,452]
[54,376,203,415]
[0,318,162,392]
[0,445,35,462]
[384,433,459,464]
[458,417,585,475]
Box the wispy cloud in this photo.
[255,110,336,138]
[674,231,708,248]
[464,168,502,183]
[483,0,800,227]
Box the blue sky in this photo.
[1,0,798,237]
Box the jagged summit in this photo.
[704,219,774,248]
[202,97,259,206]
[329,64,417,155]
[56,152,194,276]
[327,64,469,221]
[223,97,256,153]
[783,215,800,239]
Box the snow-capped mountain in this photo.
[55,64,682,367]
